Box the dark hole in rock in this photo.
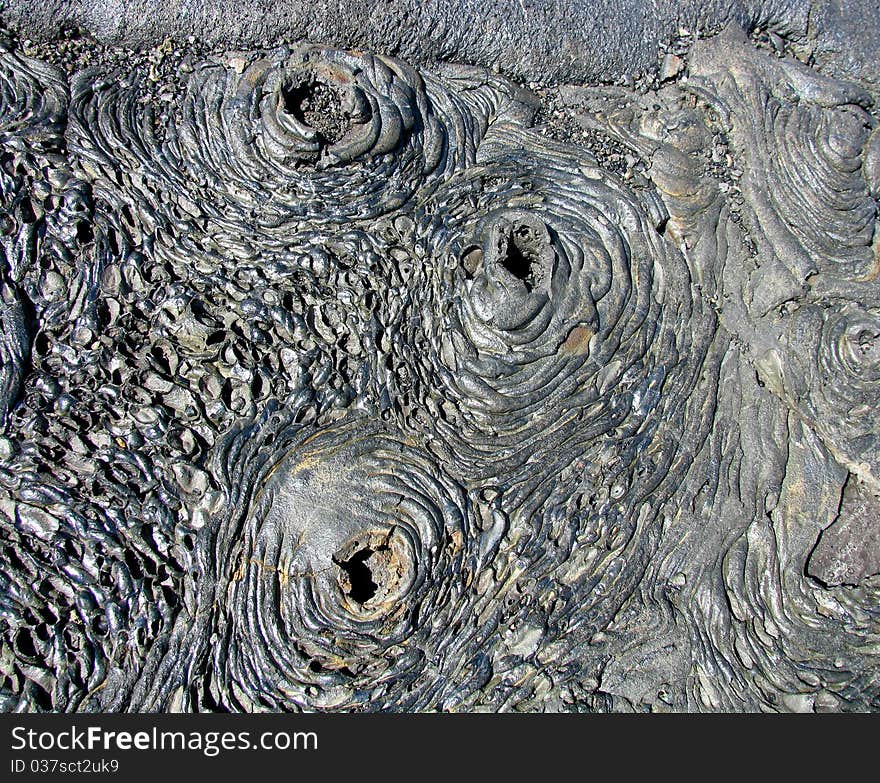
[338,547,379,604]
[34,332,50,356]
[500,225,540,290]
[76,220,93,244]
[59,22,81,40]
[18,196,36,224]
[309,660,324,673]
[96,300,113,327]
[105,228,120,256]
[150,344,170,372]
[206,329,226,346]
[280,80,351,146]
[29,681,52,711]
[15,628,37,658]
[123,548,143,580]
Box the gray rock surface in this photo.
[3,0,879,90]
[0,3,878,713]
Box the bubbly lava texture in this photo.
[0,25,878,712]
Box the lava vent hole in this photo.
[280,80,351,145]
[338,547,379,604]
[500,226,541,289]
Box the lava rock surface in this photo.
[0,12,878,712]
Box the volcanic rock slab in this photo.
[0,4,878,712]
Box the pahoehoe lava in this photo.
[0,16,878,712]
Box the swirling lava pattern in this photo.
[68,44,518,234]
[0,46,67,421]
[204,410,498,710]
[0,26,879,712]
[415,126,709,478]
[819,305,880,418]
